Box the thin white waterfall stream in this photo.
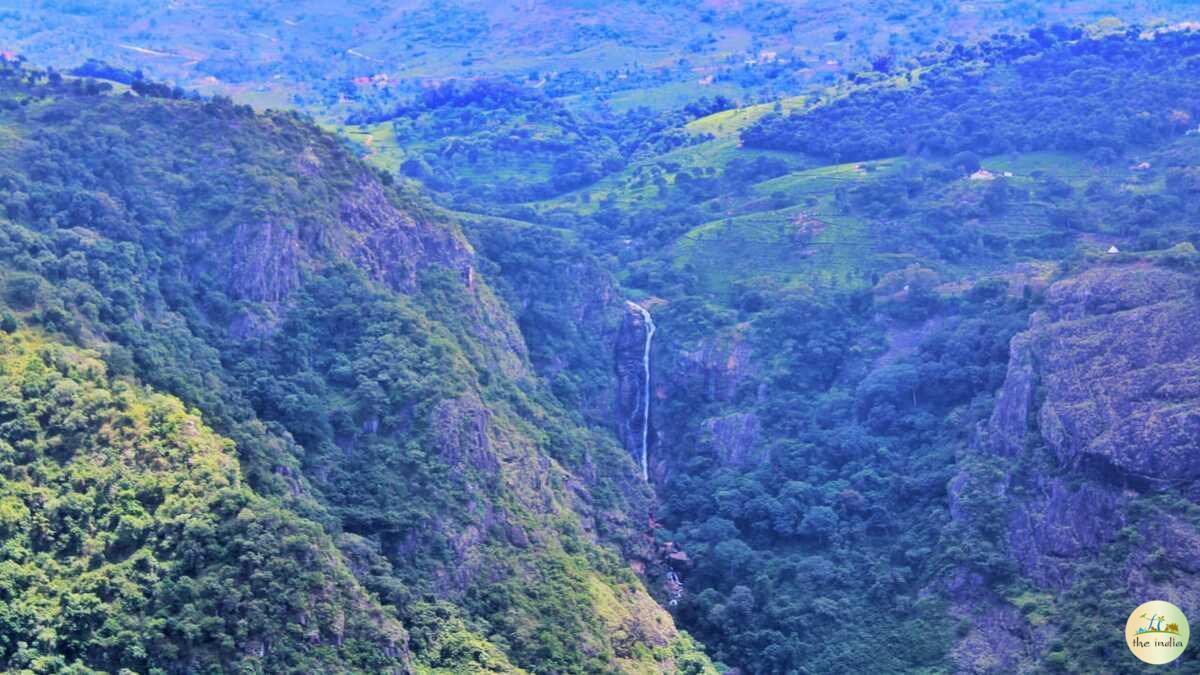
[629,302,656,481]
[627,304,683,604]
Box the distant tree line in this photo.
[741,29,1200,162]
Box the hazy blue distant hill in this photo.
[2,0,1196,114]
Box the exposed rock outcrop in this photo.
[338,178,473,295]
[700,412,764,466]
[673,322,757,405]
[985,263,1200,491]
[226,218,304,303]
[652,322,765,477]
[546,259,624,421]
[950,262,1200,671]
[431,394,499,474]
[170,125,474,309]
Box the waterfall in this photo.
[665,567,684,607]
[629,302,656,481]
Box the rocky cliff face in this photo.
[663,323,765,476]
[614,304,767,483]
[699,412,765,466]
[550,258,625,419]
[986,263,1200,484]
[670,322,758,406]
[949,262,1200,671]
[216,182,473,309]
[461,215,628,424]
[0,81,714,673]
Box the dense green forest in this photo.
[740,28,1200,161]
[0,329,409,673]
[648,284,1028,671]
[4,5,1200,675]
[0,61,714,673]
[446,28,1200,673]
[347,79,734,204]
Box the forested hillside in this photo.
[0,330,409,672]
[0,61,713,674]
[5,5,1200,675]
[450,28,1200,673]
[740,26,1200,161]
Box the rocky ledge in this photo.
[986,262,1200,492]
[950,261,1200,671]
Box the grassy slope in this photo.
[673,159,902,295]
[516,38,1199,300]
[662,144,1165,296]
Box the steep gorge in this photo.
[10,22,1200,674]
[0,66,714,673]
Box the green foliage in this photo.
[653,283,1030,672]
[742,30,1200,162]
[420,27,1200,675]
[0,331,407,673]
[354,80,624,203]
[0,63,715,674]
[9,11,1200,675]
[464,216,620,420]
[230,265,479,568]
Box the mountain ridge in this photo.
[0,61,715,674]
[6,8,1200,674]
